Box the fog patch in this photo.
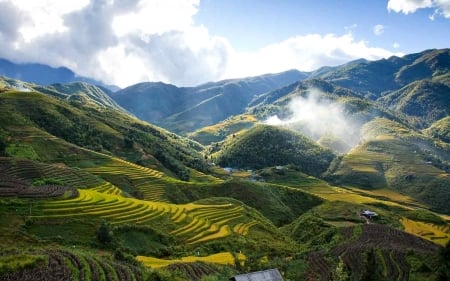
[264,89,361,153]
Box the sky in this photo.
[0,0,449,88]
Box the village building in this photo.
[361,210,378,219]
[229,268,284,281]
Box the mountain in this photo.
[0,58,119,91]
[0,76,126,113]
[311,48,450,97]
[110,69,308,134]
[378,80,450,127]
[1,49,450,280]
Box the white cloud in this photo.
[264,89,362,152]
[224,33,401,80]
[393,42,401,48]
[0,0,402,88]
[387,0,450,18]
[373,24,385,36]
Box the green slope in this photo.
[0,89,206,180]
[328,118,450,214]
[214,124,335,176]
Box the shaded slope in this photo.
[311,48,450,97]
[378,80,450,127]
[111,70,307,134]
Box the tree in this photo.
[437,242,450,280]
[97,221,113,245]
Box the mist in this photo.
[265,89,361,153]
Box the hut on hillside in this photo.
[361,210,378,219]
[229,268,284,281]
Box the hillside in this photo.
[1,47,450,280]
[378,80,450,127]
[0,89,206,181]
[424,116,450,143]
[311,48,450,97]
[110,70,307,134]
[327,118,450,214]
[214,125,335,176]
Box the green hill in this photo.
[214,125,335,176]
[379,80,450,127]
[0,89,206,181]
[327,118,450,214]
[424,116,450,143]
[311,48,450,97]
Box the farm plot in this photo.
[136,252,245,269]
[0,157,104,189]
[83,157,173,202]
[0,249,143,281]
[0,174,78,199]
[32,190,257,244]
[400,217,450,246]
[307,224,440,281]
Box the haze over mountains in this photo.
[1,48,450,280]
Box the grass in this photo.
[136,252,245,268]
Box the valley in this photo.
[1,48,450,280]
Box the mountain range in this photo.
[0,48,450,280]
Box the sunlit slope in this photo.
[30,189,272,245]
[0,90,207,180]
[328,118,450,214]
[136,252,245,268]
[424,116,450,143]
[83,157,222,202]
[188,114,257,145]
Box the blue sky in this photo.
[195,0,449,53]
[0,0,448,87]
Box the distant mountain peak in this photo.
[0,58,119,92]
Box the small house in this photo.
[229,268,284,281]
[361,210,378,219]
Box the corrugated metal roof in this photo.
[230,268,284,281]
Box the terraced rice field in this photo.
[32,189,258,244]
[90,182,123,196]
[136,252,245,268]
[189,169,223,184]
[0,157,104,189]
[400,217,450,246]
[84,157,177,202]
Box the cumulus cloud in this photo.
[0,0,401,88]
[387,0,450,18]
[373,24,385,36]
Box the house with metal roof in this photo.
[361,210,378,219]
[229,268,284,281]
